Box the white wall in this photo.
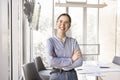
[12,0,19,79]
[116,0,120,57]
[0,0,24,80]
[12,0,24,80]
[0,0,9,80]
[99,0,117,62]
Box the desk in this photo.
[98,63,120,80]
[76,61,120,80]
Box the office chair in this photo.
[34,56,46,71]
[112,56,120,65]
[22,62,42,80]
[34,56,52,80]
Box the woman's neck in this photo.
[56,33,66,40]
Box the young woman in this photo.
[47,13,83,80]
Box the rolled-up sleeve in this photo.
[46,39,72,68]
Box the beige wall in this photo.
[116,0,120,56]
[99,0,117,62]
[0,0,9,80]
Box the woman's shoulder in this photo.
[47,37,54,41]
[67,37,79,44]
[67,37,76,41]
[47,37,57,42]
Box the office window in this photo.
[69,7,83,44]
[32,0,53,67]
[87,8,98,44]
[9,0,119,80]
[32,0,100,68]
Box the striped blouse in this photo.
[46,36,83,71]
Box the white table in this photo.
[76,61,120,80]
[98,63,120,80]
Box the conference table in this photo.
[97,63,120,80]
[76,61,120,80]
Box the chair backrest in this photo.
[112,56,120,65]
[34,56,46,71]
[22,62,42,80]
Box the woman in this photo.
[47,13,83,80]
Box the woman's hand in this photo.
[72,49,82,62]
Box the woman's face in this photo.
[56,15,70,34]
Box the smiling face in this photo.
[56,15,71,34]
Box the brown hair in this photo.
[57,13,71,23]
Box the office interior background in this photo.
[0,0,120,80]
